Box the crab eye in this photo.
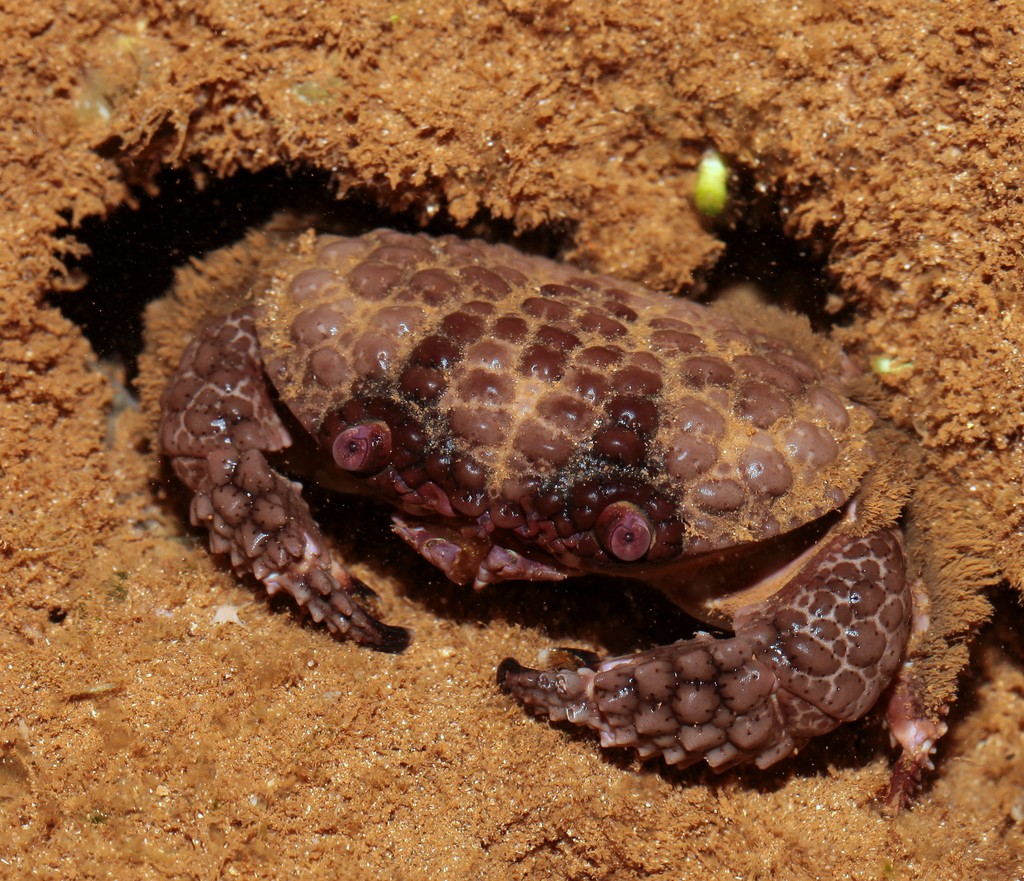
[332,420,392,473]
[595,501,652,562]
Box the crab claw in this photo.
[498,525,915,774]
[497,658,595,725]
[498,636,796,768]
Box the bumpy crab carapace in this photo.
[156,227,928,788]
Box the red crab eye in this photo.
[332,420,392,473]
[595,501,652,562]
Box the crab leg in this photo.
[159,309,409,651]
[498,526,910,770]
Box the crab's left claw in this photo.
[499,526,915,775]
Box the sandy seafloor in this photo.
[1,1,1023,878]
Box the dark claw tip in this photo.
[496,657,523,690]
[372,623,412,654]
[350,582,381,603]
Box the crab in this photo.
[154,226,937,797]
